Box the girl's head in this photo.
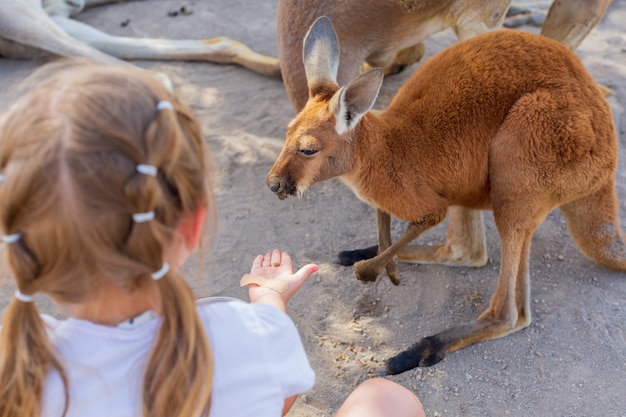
[0,62,215,417]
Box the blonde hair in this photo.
[0,62,216,417]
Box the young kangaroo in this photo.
[266,16,626,374]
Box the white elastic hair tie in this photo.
[14,289,34,303]
[151,262,170,280]
[132,211,155,223]
[2,233,21,244]
[156,100,174,111]
[136,164,158,177]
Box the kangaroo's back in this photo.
[387,29,608,135]
[379,29,616,199]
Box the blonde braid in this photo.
[0,300,68,417]
[0,62,216,417]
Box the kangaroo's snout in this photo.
[266,174,295,200]
[267,177,280,193]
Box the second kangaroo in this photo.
[267,17,626,375]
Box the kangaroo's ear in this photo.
[330,68,384,135]
[303,16,340,95]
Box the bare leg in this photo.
[335,378,425,417]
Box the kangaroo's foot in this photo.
[383,313,531,375]
[353,256,400,285]
[336,245,378,266]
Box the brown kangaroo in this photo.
[266,16,626,374]
[277,0,614,112]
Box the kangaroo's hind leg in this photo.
[560,179,626,271]
[385,202,546,374]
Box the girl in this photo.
[0,62,424,417]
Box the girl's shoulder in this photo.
[195,296,297,338]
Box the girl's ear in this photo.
[179,206,207,250]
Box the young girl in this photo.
[0,62,424,417]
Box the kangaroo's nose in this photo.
[267,177,281,193]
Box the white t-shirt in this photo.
[39,297,315,417]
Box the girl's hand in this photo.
[246,249,318,311]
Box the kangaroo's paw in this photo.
[336,245,378,266]
[354,258,384,283]
[383,336,446,375]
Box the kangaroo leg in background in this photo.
[0,0,123,63]
[51,16,282,78]
[337,207,488,268]
[397,207,488,267]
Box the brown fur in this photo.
[267,17,625,374]
[277,0,614,111]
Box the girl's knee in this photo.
[335,377,425,417]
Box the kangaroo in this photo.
[277,0,614,111]
[0,0,281,79]
[266,16,626,374]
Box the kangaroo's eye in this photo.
[299,149,319,156]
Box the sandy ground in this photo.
[1,1,625,416]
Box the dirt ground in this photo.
[1,1,625,416]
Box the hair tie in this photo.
[156,101,174,111]
[132,211,155,223]
[2,233,21,244]
[136,164,158,177]
[151,262,170,280]
[14,289,34,303]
